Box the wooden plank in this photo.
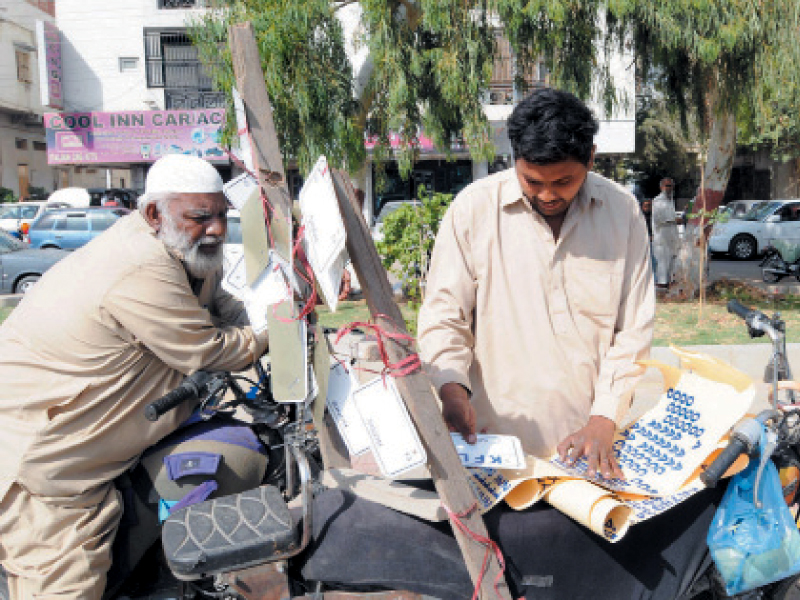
[228,22,293,260]
[228,23,349,469]
[330,170,511,600]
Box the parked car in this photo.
[718,199,766,221]
[709,200,800,260]
[371,200,422,242]
[27,207,130,250]
[0,201,72,239]
[0,229,69,294]
[87,188,138,210]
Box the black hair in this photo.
[507,88,599,166]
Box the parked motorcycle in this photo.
[761,239,800,283]
[7,305,800,600]
[134,301,800,600]
[688,300,800,600]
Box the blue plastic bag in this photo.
[707,430,800,595]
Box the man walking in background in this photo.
[651,177,680,290]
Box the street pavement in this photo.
[708,255,800,294]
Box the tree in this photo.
[193,0,800,243]
[625,93,701,198]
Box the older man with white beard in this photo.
[0,155,268,599]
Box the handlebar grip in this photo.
[700,436,749,488]
[727,299,754,321]
[145,385,197,422]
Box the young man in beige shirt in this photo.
[418,89,721,599]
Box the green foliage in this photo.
[375,188,452,304]
[625,94,701,193]
[190,1,364,176]
[0,188,17,204]
[190,0,800,185]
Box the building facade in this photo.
[53,0,636,216]
[54,0,227,192]
[0,0,107,199]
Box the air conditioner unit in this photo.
[24,114,44,126]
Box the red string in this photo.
[269,224,318,324]
[334,314,421,379]
[442,503,514,600]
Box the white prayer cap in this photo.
[145,154,223,195]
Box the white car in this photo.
[0,201,70,237]
[709,199,800,260]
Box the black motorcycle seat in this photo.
[162,484,297,580]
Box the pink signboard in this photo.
[364,131,467,154]
[36,21,63,110]
[44,109,226,165]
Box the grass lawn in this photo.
[317,280,800,346]
[2,280,798,346]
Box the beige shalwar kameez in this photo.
[418,168,655,459]
[0,211,268,599]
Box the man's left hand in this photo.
[556,416,624,480]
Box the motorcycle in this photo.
[686,300,800,600]
[761,239,800,283]
[7,304,800,600]
[129,301,800,600]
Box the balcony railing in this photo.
[164,89,226,109]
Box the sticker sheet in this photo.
[548,371,754,496]
[298,156,347,311]
[460,349,756,543]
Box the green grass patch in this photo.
[319,279,800,347]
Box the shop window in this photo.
[372,159,473,216]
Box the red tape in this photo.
[334,315,421,379]
[442,503,517,600]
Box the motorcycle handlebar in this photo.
[727,299,754,321]
[700,435,749,487]
[145,371,214,422]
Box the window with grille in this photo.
[144,29,213,89]
[16,50,32,83]
[144,28,225,108]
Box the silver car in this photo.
[0,229,69,294]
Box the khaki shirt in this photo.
[0,212,268,500]
[418,169,655,458]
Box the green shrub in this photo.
[376,188,453,306]
[0,188,17,203]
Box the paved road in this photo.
[708,255,800,294]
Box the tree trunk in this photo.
[669,111,737,300]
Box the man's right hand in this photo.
[439,382,477,444]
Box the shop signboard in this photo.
[44,109,226,165]
[36,20,63,110]
[365,131,467,155]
